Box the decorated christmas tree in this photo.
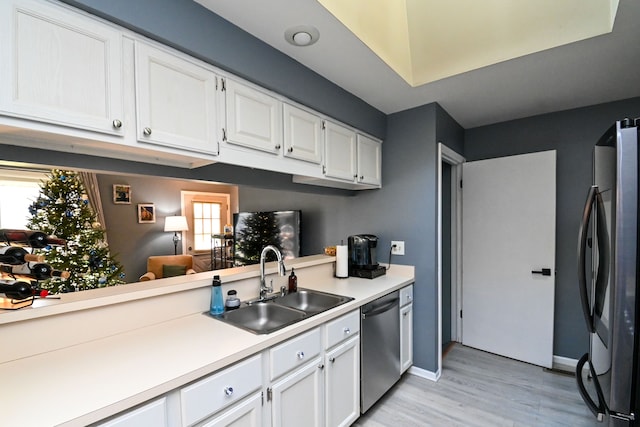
[234,212,281,265]
[27,170,125,294]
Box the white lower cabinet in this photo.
[201,392,263,427]
[96,310,362,427]
[267,310,361,427]
[269,356,324,427]
[325,336,360,427]
[400,285,414,373]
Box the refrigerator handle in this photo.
[577,185,597,333]
[593,189,610,319]
[575,353,607,421]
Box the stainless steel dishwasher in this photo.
[360,290,401,413]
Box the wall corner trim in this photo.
[408,365,441,382]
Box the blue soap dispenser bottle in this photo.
[210,275,224,315]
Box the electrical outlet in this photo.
[391,240,405,255]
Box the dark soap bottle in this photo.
[288,268,297,293]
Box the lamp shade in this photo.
[164,215,189,232]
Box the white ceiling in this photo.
[196,0,640,128]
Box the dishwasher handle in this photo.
[361,297,399,319]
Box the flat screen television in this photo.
[233,210,301,266]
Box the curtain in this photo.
[79,172,108,243]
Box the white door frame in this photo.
[437,143,465,376]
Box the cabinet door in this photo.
[98,398,167,427]
[323,121,356,182]
[356,134,382,186]
[135,41,219,155]
[201,392,262,427]
[283,103,322,164]
[325,336,360,427]
[225,79,282,154]
[0,0,124,135]
[400,303,413,373]
[270,358,324,427]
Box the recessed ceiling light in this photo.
[285,25,320,47]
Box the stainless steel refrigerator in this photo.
[577,118,640,425]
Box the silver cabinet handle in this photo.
[112,119,122,129]
[360,175,364,180]
[288,147,294,153]
[143,127,152,136]
[275,144,281,150]
[296,350,305,360]
[343,327,351,335]
[403,311,408,317]
[329,357,336,363]
[224,386,234,396]
[318,364,325,370]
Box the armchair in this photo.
[139,255,196,281]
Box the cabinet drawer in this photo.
[270,328,321,380]
[325,310,360,349]
[400,284,414,307]
[181,354,262,427]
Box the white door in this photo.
[462,150,556,368]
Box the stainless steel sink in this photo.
[273,288,352,314]
[208,289,353,334]
[214,302,306,334]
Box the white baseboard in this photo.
[407,356,580,383]
[552,355,579,373]
[407,365,440,382]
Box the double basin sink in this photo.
[211,289,353,334]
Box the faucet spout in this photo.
[259,245,286,300]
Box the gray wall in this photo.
[464,96,640,359]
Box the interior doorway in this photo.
[437,143,465,374]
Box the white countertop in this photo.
[0,259,414,427]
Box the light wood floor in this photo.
[354,344,599,427]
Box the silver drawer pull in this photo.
[224,386,234,396]
[143,127,152,136]
[329,357,336,363]
[296,351,305,360]
[112,119,122,129]
[343,327,351,335]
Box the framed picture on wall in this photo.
[113,184,131,204]
[138,204,156,223]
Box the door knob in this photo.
[531,268,552,276]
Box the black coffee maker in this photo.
[348,234,386,279]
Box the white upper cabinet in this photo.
[356,134,382,186]
[134,41,219,155]
[323,121,357,182]
[283,103,322,164]
[224,78,282,154]
[0,0,124,135]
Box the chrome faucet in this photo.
[259,245,286,300]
